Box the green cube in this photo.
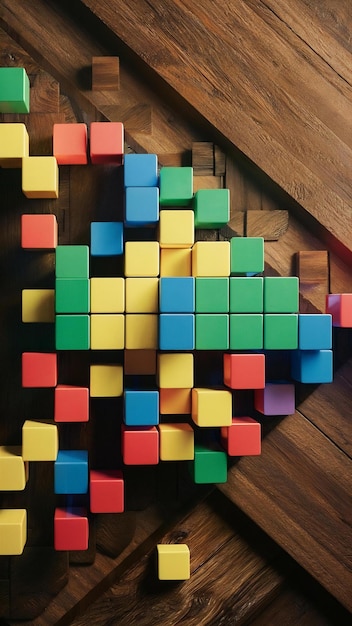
[230,237,264,276]
[191,445,227,484]
[55,279,90,313]
[230,277,263,312]
[264,314,298,350]
[0,68,30,113]
[193,189,229,228]
[195,314,229,350]
[264,277,299,313]
[159,167,193,206]
[230,314,263,350]
[56,315,90,350]
[55,246,89,279]
[195,278,229,313]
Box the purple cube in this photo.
[254,383,295,416]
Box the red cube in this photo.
[21,214,58,249]
[90,470,124,513]
[22,352,57,388]
[53,123,88,165]
[221,417,261,456]
[121,425,159,465]
[326,293,352,327]
[54,385,89,422]
[54,507,88,551]
[90,122,124,165]
[223,353,265,389]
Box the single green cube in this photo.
[56,315,90,350]
[264,277,299,313]
[230,314,263,350]
[195,314,229,350]
[55,246,89,279]
[159,167,193,206]
[230,237,264,276]
[264,314,298,350]
[195,277,229,313]
[191,445,227,484]
[55,279,90,313]
[230,277,263,313]
[193,189,229,228]
[0,68,30,113]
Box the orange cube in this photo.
[223,353,265,389]
[159,389,191,414]
[21,214,58,249]
[90,122,124,165]
[53,123,88,165]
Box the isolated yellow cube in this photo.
[159,423,194,460]
[159,210,194,248]
[125,314,158,349]
[0,509,27,555]
[22,420,58,461]
[22,156,59,199]
[192,388,232,427]
[90,314,124,349]
[125,278,159,313]
[0,446,28,490]
[90,277,125,313]
[157,544,190,580]
[90,365,123,397]
[125,241,159,277]
[124,350,157,375]
[0,123,29,167]
[158,353,194,389]
[22,289,55,322]
[160,248,192,277]
[192,241,230,276]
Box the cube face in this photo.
[21,214,58,250]
[125,314,158,349]
[0,509,27,556]
[124,154,158,187]
[160,277,194,313]
[159,210,194,248]
[22,156,59,199]
[158,353,194,388]
[192,445,227,484]
[22,289,55,322]
[326,294,352,328]
[195,314,229,350]
[221,417,261,456]
[90,277,124,313]
[230,277,263,313]
[159,423,194,461]
[291,349,333,383]
[54,385,89,423]
[157,544,190,580]
[264,314,298,350]
[124,241,159,277]
[54,507,88,551]
[55,246,89,279]
[125,187,159,226]
[195,278,229,313]
[0,447,27,491]
[90,222,123,256]
[298,314,332,350]
[22,352,57,388]
[264,277,299,313]
[159,167,193,206]
[159,388,191,415]
[160,248,192,277]
[192,388,232,427]
[192,241,230,277]
[125,278,159,313]
[230,314,263,350]
[53,123,88,165]
[254,383,295,416]
[90,470,124,513]
[121,425,159,465]
[54,450,88,494]
[0,123,29,166]
[223,353,265,390]
[193,188,230,228]
[92,56,119,90]
[124,390,159,426]
[90,314,124,349]
[0,68,29,113]
[56,315,90,350]
[159,314,195,350]
[22,420,58,461]
[90,365,123,397]
[124,350,156,375]
[90,122,124,164]
[230,237,264,276]
[55,279,90,313]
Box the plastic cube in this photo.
[264,277,299,313]
[157,353,194,389]
[193,188,229,228]
[229,277,263,313]
[90,121,124,164]
[54,385,89,423]
[159,277,194,313]
[159,166,193,206]
[90,221,123,256]
[21,214,58,250]
[195,277,229,313]
[54,507,88,551]
[90,470,124,513]
[124,241,159,277]
[0,123,29,167]
[90,314,124,349]
[22,156,59,199]
[53,123,88,165]
[90,277,125,313]
[125,278,159,313]
[124,390,159,426]
[230,237,264,276]
[192,388,232,427]
[54,450,88,494]
[125,187,159,226]
[224,353,265,390]
[159,314,195,350]
[159,423,194,461]
[125,314,158,349]
[55,245,89,279]
[326,294,352,328]
[0,510,27,556]
[160,248,192,277]
[264,314,298,350]
[230,314,263,350]
[255,383,295,416]
[22,420,58,461]
[157,544,190,580]
[56,315,90,350]
[55,278,90,313]
[195,314,229,350]
[159,210,194,248]
[22,352,57,388]
[298,314,332,350]
[192,241,230,277]
[124,153,158,187]
[0,447,27,491]
[0,67,29,113]
[159,389,191,415]
[90,364,123,397]
[124,350,156,375]
[121,425,159,465]
[191,445,227,484]
[22,289,55,322]
[221,417,261,456]
[291,349,333,383]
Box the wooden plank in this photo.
[246,209,289,240]
[297,250,329,312]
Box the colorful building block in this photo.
[125,278,159,313]
[90,221,123,256]
[0,123,29,167]
[124,153,158,187]
[55,279,90,313]
[159,389,192,414]
[160,248,192,277]
[21,214,58,250]
[121,425,159,465]
[90,121,124,165]
[22,156,59,199]
[229,277,263,313]
[125,187,159,226]
[159,314,195,350]
[90,277,125,313]
[159,166,193,206]
[221,417,261,456]
[230,314,263,350]
[230,237,264,276]
[54,507,89,551]
[56,314,90,350]
[54,450,88,494]
[291,349,333,383]
[22,420,58,461]
[53,123,88,165]
[0,510,27,555]
[0,67,29,113]
[254,383,295,416]
[159,210,194,248]
[193,188,230,228]
[157,353,194,388]
[54,385,89,422]
[298,314,332,350]
[195,278,229,313]
[192,241,230,277]
[90,364,123,397]
[223,353,265,389]
[157,544,190,580]
[124,241,159,277]
[195,314,229,350]
[264,314,298,350]
[125,314,158,349]
[192,388,232,427]
[191,445,227,484]
[22,289,55,322]
[159,423,194,460]
[0,447,28,491]
[124,350,156,375]
[22,352,57,387]
[90,314,124,349]
[264,277,299,313]
[90,470,124,513]
[159,277,194,313]
[124,390,159,426]
[55,245,89,278]
[326,294,352,327]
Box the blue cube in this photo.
[125,187,159,226]
[124,390,159,426]
[159,277,195,313]
[91,222,123,256]
[291,349,333,383]
[54,450,88,494]
[159,314,195,350]
[124,153,158,187]
[298,314,332,350]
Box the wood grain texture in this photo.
[246,209,289,240]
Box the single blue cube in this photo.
[124,390,159,426]
[159,314,195,350]
[54,450,88,494]
[124,153,158,187]
[298,314,332,350]
[125,187,159,226]
[90,222,123,256]
[159,277,195,313]
[291,349,333,383]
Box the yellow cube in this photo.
[125,314,158,349]
[90,364,123,397]
[90,277,125,313]
[0,446,28,490]
[22,289,55,322]
[159,423,194,460]
[22,420,58,461]
[0,509,27,555]
[160,248,192,277]
[125,241,159,277]
[158,353,194,389]
[159,210,194,248]
[157,544,190,580]
[91,314,124,349]
[22,156,59,199]
[159,388,191,414]
[125,278,159,313]
[192,388,232,427]
[124,349,156,375]
[0,123,29,168]
[192,241,230,276]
